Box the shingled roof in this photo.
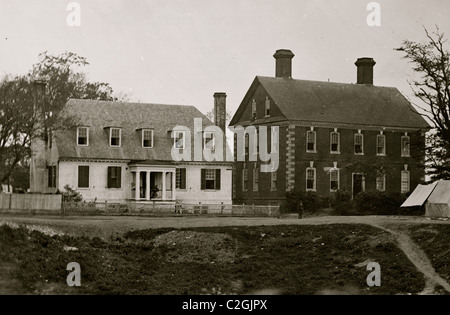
[230,76,430,129]
[54,99,212,161]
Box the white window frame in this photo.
[330,131,340,154]
[330,169,340,192]
[77,127,89,146]
[306,167,316,191]
[173,130,185,149]
[401,135,410,157]
[110,128,122,147]
[377,134,386,156]
[204,131,215,151]
[306,130,317,153]
[354,133,364,155]
[142,129,154,148]
[401,170,410,193]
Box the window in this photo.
[271,169,277,191]
[173,131,185,149]
[107,166,122,188]
[176,168,186,189]
[271,127,278,153]
[306,131,316,152]
[251,100,256,120]
[265,97,270,117]
[242,165,248,191]
[142,129,154,148]
[376,173,386,191]
[306,168,316,191]
[377,134,386,155]
[401,170,410,193]
[253,130,258,156]
[204,131,215,151]
[253,164,259,191]
[245,133,249,157]
[330,132,340,153]
[77,127,89,146]
[354,133,364,155]
[201,169,221,190]
[401,135,410,157]
[110,128,121,147]
[48,165,56,188]
[78,166,89,188]
[330,169,340,192]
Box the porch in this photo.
[129,164,176,202]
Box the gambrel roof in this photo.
[230,76,430,129]
[54,99,212,161]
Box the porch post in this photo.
[145,171,151,200]
[135,171,140,201]
[162,171,166,200]
[172,171,176,201]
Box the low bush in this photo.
[331,190,354,216]
[354,191,408,215]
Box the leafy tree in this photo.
[397,27,450,180]
[0,51,126,185]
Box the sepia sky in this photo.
[0,0,449,117]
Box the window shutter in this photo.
[215,169,221,190]
[116,167,122,188]
[181,168,186,189]
[201,169,206,190]
[107,167,112,188]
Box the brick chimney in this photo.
[355,57,376,85]
[274,49,295,78]
[213,92,226,133]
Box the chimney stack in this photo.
[213,92,226,133]
[274,49,295,78]
[355,57,376,85]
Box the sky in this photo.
[0,0,449,118]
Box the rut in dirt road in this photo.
[371,223,450,294]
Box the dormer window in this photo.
[173,130,185,149]
[77,127,89,146]
[142,129,154,148]
[110,128,122,147]
[204,131,215,151]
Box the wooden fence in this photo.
[62,201,280,217]
[0,193,62,214]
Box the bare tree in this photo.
[397,26,450,179]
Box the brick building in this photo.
[229,49,430,206]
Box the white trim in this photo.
[330,131,340,154]
[110,128,122,147]
[306,130,317,153]
[401,135,410,157]
[376,134,386,156]
[142,129,154,148]
[306,167,316,192]
[203,131,215,151]
[173,130,186,149]
[330,169,340,192]
[401,170,410,193]
[354,133,364,155]
[77,127,89,146]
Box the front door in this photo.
[353,174,364,198]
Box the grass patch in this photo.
[408,224,450,283]
[0,223,426,295]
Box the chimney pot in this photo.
[355,57,376,85]
[273,49,295,78]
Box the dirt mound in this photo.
[152,230,236,264]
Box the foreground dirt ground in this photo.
[1,214,449,295]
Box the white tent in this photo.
[401,180,450,218]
